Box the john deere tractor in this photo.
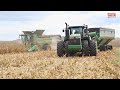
[57,23,115,57]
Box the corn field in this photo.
[0,42,120,79]
[0,41,26,54]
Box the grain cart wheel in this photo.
[57,41,65,57]
[99,46,106,51]
[102,46,107,51]
[82,40,89,56]
[89,40,97,56]
[99,46,103,51]
[110,46,113,50]
[107,45,112,50]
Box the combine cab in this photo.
[20,30,61,52]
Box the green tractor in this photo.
[57,23,115,57]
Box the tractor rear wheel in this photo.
[57,41,65,57]
[89,40,97,56]
[82,40,89,56]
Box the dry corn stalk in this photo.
[0,41,26,54]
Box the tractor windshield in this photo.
[70,27,83,35]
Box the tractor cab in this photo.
[69,26,88,38]
[63,23,88,41]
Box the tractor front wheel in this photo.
[82,40,90,56]
[89,40,97,56]
[57,41,65,57]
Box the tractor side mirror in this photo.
[84,29,88,33]
[63,29,64,32]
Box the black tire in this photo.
[82,40,89,56]
[99,46,102,51]
[99,46,106,51]
[107,45,112,50]
[89,40,97,56]
[64,41,69,57]
[110,46,113,50]
[57,41,65,57]
[103,46,107,51]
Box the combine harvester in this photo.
[19,30,61,52]
[57,23,115,57]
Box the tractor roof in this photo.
[68,26,85,28]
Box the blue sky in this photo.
[0,11,119,41]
